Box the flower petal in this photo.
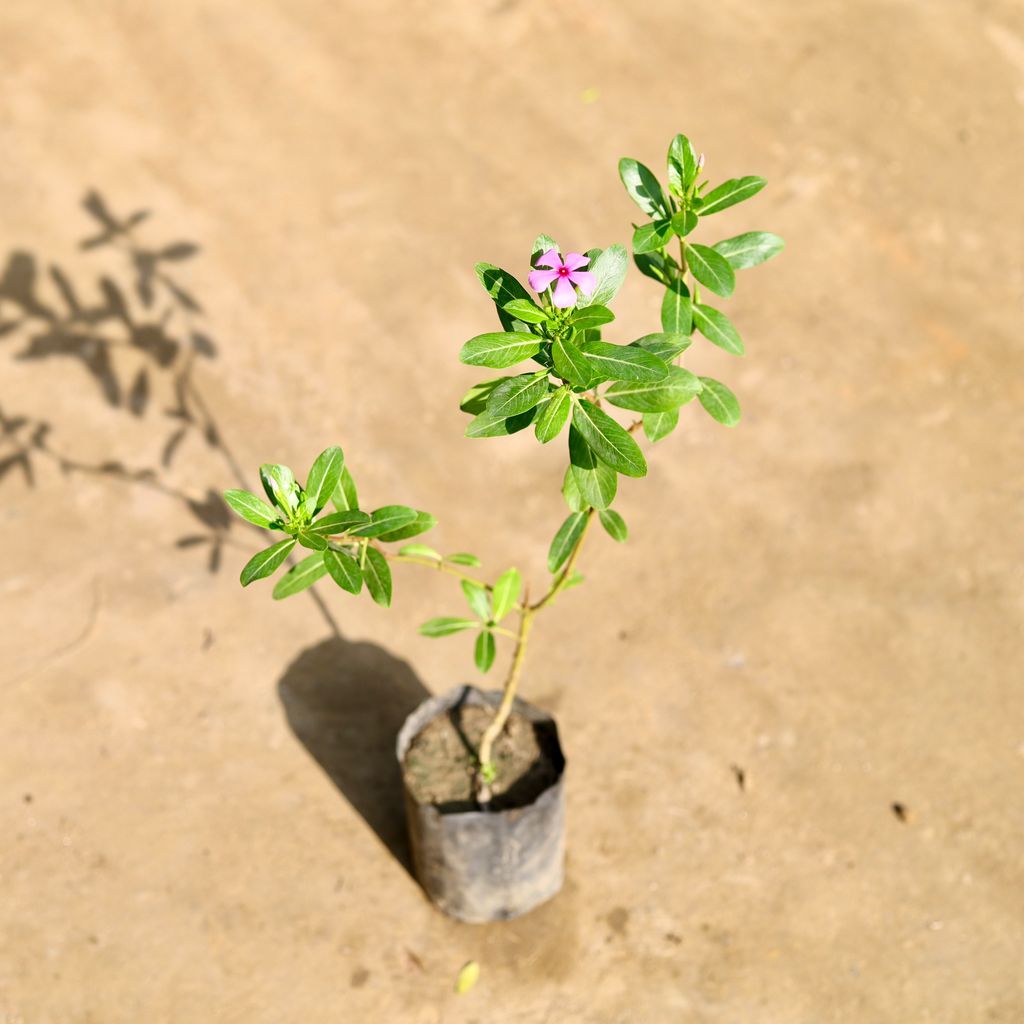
[567,270,596,295]
[562,252,590,271]
[552,276,578,308]
[528,268,559,293]
[534,248,563,271]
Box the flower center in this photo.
[558,265,570,276]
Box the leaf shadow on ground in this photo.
[277,636,431,878]
[0,190,243,563]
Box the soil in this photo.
[402,704,561,812]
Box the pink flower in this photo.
[528,249,597,309]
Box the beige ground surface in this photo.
[2,2,1023,1021]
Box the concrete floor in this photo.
[2,1,1022,1021]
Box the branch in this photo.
[378,551,491,590]
[531,508,595,614]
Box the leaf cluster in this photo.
[620,133,784,435]
[223,445,435,606]
[419,565,523,674]
[462,242,651,487]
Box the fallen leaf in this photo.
[454,960,480,995]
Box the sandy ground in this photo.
[2,1,1023,1021]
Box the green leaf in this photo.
[376,510,437,543]
[548,511,587,572]
[272,552,328,599]
[667,134,699,195]
[259,464,299,515]
[670,209,698,237]
[661,281,693,336]
[552,335,592,388]
[598,509,628,542]
[697,376,741,426]
[297,529,328,551]
[474,263,535,332]
[618,158,668,218]
[713,231,785,270]
[419,616,480,638]
[363,547,392,607]
[684,243,735,298]
[485,373,550,418]
[632,219,673,254]
[240,537,296,586]
[562,464,587,512]
[571,399,647,478]
[459,377,505,414]
[491,568,521,622]
[562,571,585,592]
[324,547,362,594]
[308,510,370,536]
[446,552,481,567]
[605,365,702,413]
[581,244,628,307]
[398,543,441,560]
[461,580,491,620]
[532,234,559,257]
[464,403,541,438]
[224,489,281,529]
[630,332,691,362]
[351,505,419,538]
[568,426,617,510]
[535,385,571,444]
[698,176,767,216]
[304,446,345,515]
[643,409,679,442]
[581,341,668,383]
[331,465,359,512]
[692,304,745,355]
[570,304,615,330]
[531,346,554,370]
[634,249,672,284]
[474,632,496,673]
[503,298,548,325]
[460,332,542,369]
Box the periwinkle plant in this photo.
[224,134,783,801]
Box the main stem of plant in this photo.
[475,509,594,805]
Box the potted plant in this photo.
[224,133,783,922]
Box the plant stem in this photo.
[475,509,595,803]
[530,509,594,613]
[476,594,534,802]
[374,551,491,590]
[678,233,697,363]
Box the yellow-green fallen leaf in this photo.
[454,960,480,995]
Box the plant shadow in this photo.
[0,190,249,569]
[277,636,431,878]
